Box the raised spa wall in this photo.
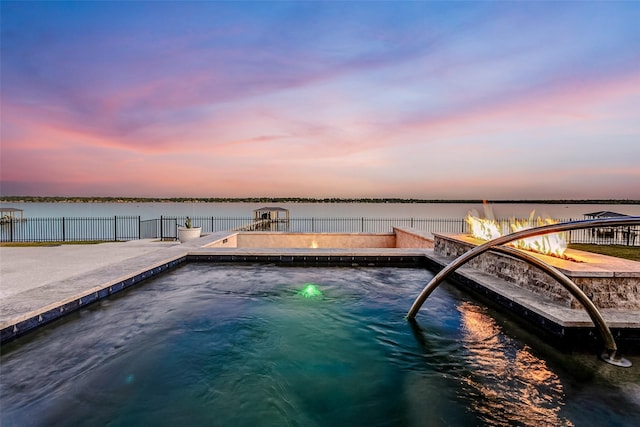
[434,233,640,310]
[205,227,435,249]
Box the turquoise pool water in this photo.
[1,264,639,426]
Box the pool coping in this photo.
[2,231,639,347]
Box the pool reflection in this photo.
[457,301,571,426]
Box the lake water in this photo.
[2,202,639,220]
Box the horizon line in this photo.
[1,196,639,205]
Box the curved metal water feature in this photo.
[407,217,640,367]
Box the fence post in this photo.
[114,216,117,241]
[138,216,141,240]
[9,217,14,242]
[160,216,164,241]
[568,218,573,244]
[62,217,66,242]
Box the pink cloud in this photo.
[400,69,640,141]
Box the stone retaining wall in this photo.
[434,233,640,310]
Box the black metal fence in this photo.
[0,216,141,242]
[141,216,471,239]
[1,215,638,246]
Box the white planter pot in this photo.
[177,226,202,243]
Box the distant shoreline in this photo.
[1,196,639,205]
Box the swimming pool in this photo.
[1,264,639,426]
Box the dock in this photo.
[232,206,291,231]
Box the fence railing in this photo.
[140,216,471,238]
[0,216,141,242]
[1,215,638,246]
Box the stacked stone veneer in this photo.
[434,233,640,310]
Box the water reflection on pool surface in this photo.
[1,264,639,426]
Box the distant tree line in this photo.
[0,196,638,204]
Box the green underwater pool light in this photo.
[300,283,323,298]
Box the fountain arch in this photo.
[407,217,640,367]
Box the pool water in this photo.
[1,264,639,426]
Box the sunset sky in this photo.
[1,1,639,199]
